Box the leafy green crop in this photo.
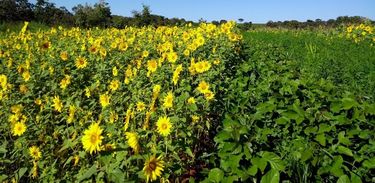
[207,39,375,182]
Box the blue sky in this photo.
[31,0,375,23]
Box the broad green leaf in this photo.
[275,116,289,125]
[248,165,258,176]
[222,175,239,183]
[318,123,331,133]
[315,134,326,146]
[337,174,350,183]
[208,168,224,183]
[350,172,362,183]
[337,146,353,157]
[261,152,285,171]
[251,157,267,173]
[0,175,8,182]
[362,157,375,169]
[341,98,357,110]
[260,169,279,183]
[330,156,344,177]
[17,167,27,180]
[186,147,194,158]
[338,131,351,146]
[78,164,97,182]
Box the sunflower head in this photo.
[143,155,164,182]
[163,92,173,109]
[156,116,172,137]
[12,122,27,136]
[81,123,103,154]
[29,146,42,160]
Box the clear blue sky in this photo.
[31,0,375,23]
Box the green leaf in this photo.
[78,164,97,182]
[275,116,289,125]
[330,156,344,177]
[188,103,198,111]
[261,152,285,171]
[0,142,7,154]
[186,147,194,158]
[331,102,342,113]
[17,167,27,180]
[338,131,351,146]
[260,169,279,183]
[208,168,224,183]
[222,176,239,183]
[108,168,125,183]
[251,157,267,173]
[337,174,350,183]
[248,165,258,176]
[315,134,326,146]
[341,98,357,110]
[337,146,353,157]
[350,172,362,183]
[0,175,8,182]
[318,123,331,133]
[362,157,375,169]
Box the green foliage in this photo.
[210,38,375,182]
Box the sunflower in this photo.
[75,56,88,69]
[0,74,7,89]
[172,64,183,85]
[197,81,209,94]
[142,50,149,58]
[152,84,161,98]
[204,90,215,101]
[81,123,103,154]
[99,94,110,108]
[147,59,158,73]
[112,66,118,76]
[29,146,42,160]
[22,71,30,81]
[187,97,195,104]
[52,96,63,112]
[143,155,164,182]
[163,92,173,109]
[12,122,26,136]
[137,101,146,112]
[167,51,178,63]
[60,75,71,90]
[19,84,28,94]
[60,51,68,61]
[125,132,140,153]
[156,116,172,136]
[109,79,120,91]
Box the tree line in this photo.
[0,0,373,29]
[266,16,374,29]
[0,0,195,28]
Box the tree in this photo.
[0,0,34,22]
[73,0,111,27]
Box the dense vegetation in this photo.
[1,0,373,30]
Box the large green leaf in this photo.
[341,98,357,110]
[260,169,279,183]
[337,146,353,157]
[208,168,224,183]
[251,157,268,173]
[337,174,350,183]
[315,134,326,146]
[77,164,97,182]
[261,152,285,171]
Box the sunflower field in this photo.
[1,21,375,183]
[0,21,243,182]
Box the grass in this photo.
[243,30,375,100]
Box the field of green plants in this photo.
[0,22,374,182]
